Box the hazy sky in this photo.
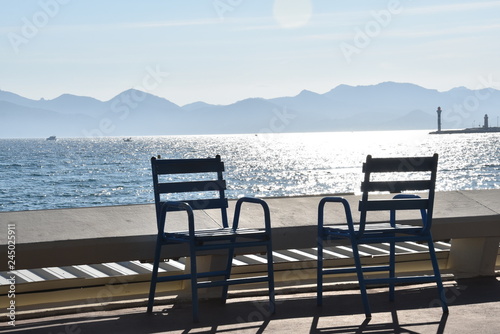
[1,0,499,105]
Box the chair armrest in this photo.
[159,201,195,237]
[232,197,271,231]
[318,197,356,235]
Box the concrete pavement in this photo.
[3,277,500,333]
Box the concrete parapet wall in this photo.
[1,190,499,276]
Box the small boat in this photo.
[46,136,57,141]
[123,137,132,142]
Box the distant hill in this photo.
[1,82,499,138]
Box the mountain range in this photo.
[1,82,499,138]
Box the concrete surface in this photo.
[1,190,499,271]
[3,277,499,333]
[2,190,499,244]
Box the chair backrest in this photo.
[358,154,438,231]
[151,155,229,228]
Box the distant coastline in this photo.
[429,127,500,134]
[430,109,500,134]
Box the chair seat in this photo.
[325,222,423,234]
[166,227,268,240]
[323,223,427,243]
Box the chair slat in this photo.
[363,155,437,173]
[153,158,224,174]
[361,180,431,193]
[158,180,226,194]
[359,198,429,212]
[163,198,228,211]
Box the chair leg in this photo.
[266,236,276,314]
[427,238,449,313]
[147,236,163,313]
[389,240,396,301]
[317,234,324,306]
[351,240,372,318]
[221,240,236,303]
[189,245,200,322]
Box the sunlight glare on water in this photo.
[0,130,498,211]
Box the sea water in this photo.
[1,130,499,212]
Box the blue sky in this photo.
[1,0,499,105]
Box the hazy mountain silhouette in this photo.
[1,82,499,138]
[42,94,107,117]
[0,100,96,138]
[182,101,217,112]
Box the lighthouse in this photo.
[484,114,489,128]
[436,107,442,132]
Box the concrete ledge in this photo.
[1,190,499,274]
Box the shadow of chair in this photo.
[310,310,448,334]
[317,154,448,318]
[147,155,275,322]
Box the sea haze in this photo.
[0,130,498,212]
[1,82,500,138]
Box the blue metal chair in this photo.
[147,155,275,322]
[317,154,448,317]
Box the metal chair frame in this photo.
[147,155,275,322]
[317,154,448,317]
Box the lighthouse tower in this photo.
[436,107,442,132]
[484,114,489,128]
